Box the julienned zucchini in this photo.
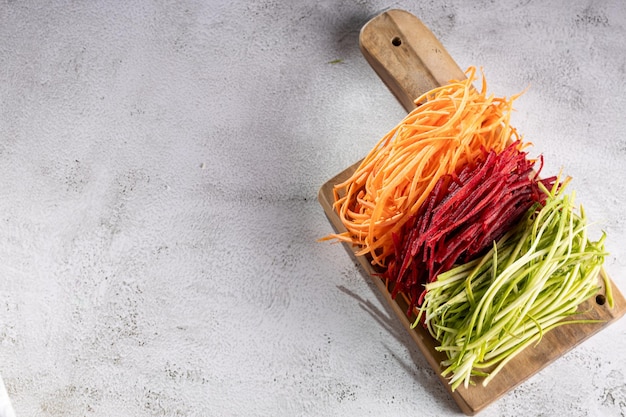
[414,178,610,391]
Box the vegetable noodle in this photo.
[327,67,522,267]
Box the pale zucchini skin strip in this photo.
[414,179,608,391]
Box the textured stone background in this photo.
[1,1,625,416]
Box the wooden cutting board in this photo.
[318,9,626,416]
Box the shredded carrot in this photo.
[325,67,524,267]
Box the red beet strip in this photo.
[384,141,557,314]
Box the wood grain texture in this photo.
[359,9,466,112]
[320,9,626,416]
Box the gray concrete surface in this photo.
[1,1,625,416]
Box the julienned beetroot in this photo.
[384,141,557,314]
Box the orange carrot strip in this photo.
[325,67,523,267]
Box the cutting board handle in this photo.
[359,9,466,112]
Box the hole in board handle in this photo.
[391,36,402,46]
[596,294,606,305]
